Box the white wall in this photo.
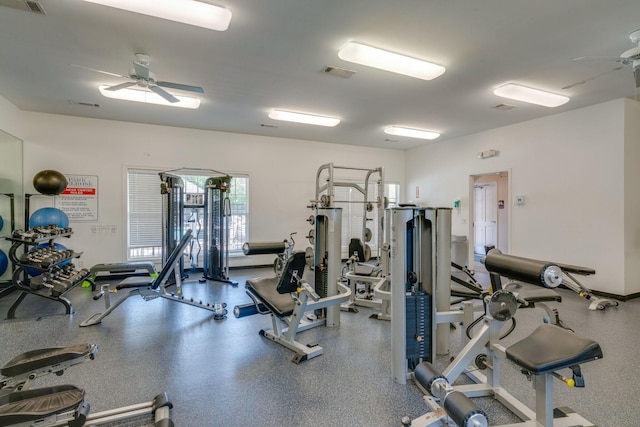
[624,98,640,295]
[406,99,629,295]
[0,97,406,270]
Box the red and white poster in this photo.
[54,175,98,221]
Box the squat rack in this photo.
[313,163,385,261]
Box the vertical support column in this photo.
[390,207,412,384]
[315,207,342,327]
[326,207,341,327]
[435,208,452,355]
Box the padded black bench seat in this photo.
[1,343,94,378]
[0,385,84,425]
[246,277,296,317]
[506,324,603,374]
[505,283,562,304]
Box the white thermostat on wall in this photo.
[515,196,525,206]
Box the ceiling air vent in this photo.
[492,103,516,111]
[0,0,46,14]
[69,100,100,108]
[323,66,356,78]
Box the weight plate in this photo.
[487,290,517,321]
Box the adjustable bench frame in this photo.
[240,251,352,363]
[80,229,227,327]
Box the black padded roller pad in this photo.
[443,391,487,427]
[484,251,556,287]
[414,362,445,392]
[242,241,286,255]
[506,324,603,374]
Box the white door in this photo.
[473,184,497,254]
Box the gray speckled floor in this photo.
[0,264,637,426]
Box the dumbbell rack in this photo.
[4,227,90,319]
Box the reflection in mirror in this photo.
[0,129,23,285]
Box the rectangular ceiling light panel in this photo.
[338,42,445,80]
[268,109,340,127]
[384,126,440,140]
[493,84,569,107]
[99,85,200,109]
[82,0,232,31]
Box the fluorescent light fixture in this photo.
[493,83,569,107]
[99,85,200,109]
[81,0,232,31]
[268,109,340,127]
[384,126,440,140]
[338,42,445,80]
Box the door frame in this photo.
[467,170,511,269]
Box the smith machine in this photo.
[159,170,236,285]
[310,163,389,318]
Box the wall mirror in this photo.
[0,129,23,284]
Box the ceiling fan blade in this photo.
[133,61,150,79]
[105,81,137,91]
[572,56,630,63]
[72,64,129,79]
[562,66,626,90]
[157,81,205,94]
[149,85,179,103]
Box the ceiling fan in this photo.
[563,29,640,90]
[74,53,204,103]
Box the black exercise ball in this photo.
[33,170,68,195]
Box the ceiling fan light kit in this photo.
[268,109,340,127]
[493,83,570,108]
[384,126,440,140]
[99,85,200,109]
[338,42,445,81]
[81,0,232,31]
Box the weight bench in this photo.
[81,229,227,327]
[234,251,351,363]
[0,343,173,427]
[83,261,158,289]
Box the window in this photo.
[226,175,248,254]
[330,181,400,258]
[127,168,163,260]
[126,168,249,260]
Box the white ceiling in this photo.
[1,0,640,150]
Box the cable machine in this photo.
[159,170,235,284]
[389,206,452,384]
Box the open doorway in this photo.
[469,171,509,263]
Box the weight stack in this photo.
[405,291,432,360]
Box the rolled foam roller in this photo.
[414,362,448,397]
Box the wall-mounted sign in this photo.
[498,200,505,209]
[54,174,98,221]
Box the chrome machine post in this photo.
[314,207,342,327]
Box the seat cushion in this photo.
[506,324,602,374]
[0,385,84,424]
[1,343,93,377]
[246,277,296,317]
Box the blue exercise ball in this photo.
[0,249,8,277]
[29,207,69,229]
[26,243,70,277]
